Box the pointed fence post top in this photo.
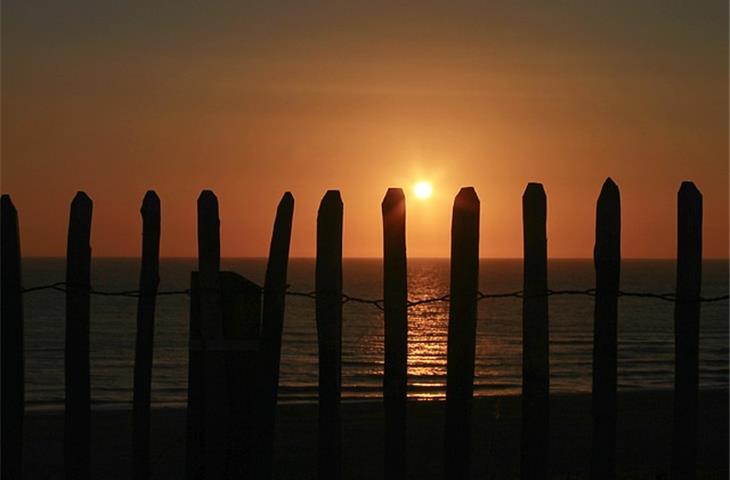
[523,183,546,217]
[71,191,93,212]
[594,178,621,285]
[382,188,405,210]
[141,191,160,215]
[278,192,295,210]
[453,187,480,210]
[197,190,220,274]
[318,190,343,231]
[597,177,621,216]
[523,182,546,199]
[1,194,16,214]
[596,178,621,221]
[197,190,219,211]
[68,192,93,243]
[599,177,619,199]
[678,181,702,200]
[319,190,343,211]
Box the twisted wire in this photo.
[19,282,729,306]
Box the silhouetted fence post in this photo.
[65,192,93,480]
[591,178,620,480]
[671,182,702,480]
[1,195,24,480]
[445,187,480,480]
[316,190,344,480]
[133,191,161,480]
[257,192,295,479]
[190,190,229,480]
[382,188,408,480]
[521,183,549,480]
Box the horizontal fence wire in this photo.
[19,282,730,311]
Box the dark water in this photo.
[22,258,728,409]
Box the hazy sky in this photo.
[3,1,728,258]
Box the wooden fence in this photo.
[0,178,711,479]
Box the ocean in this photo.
[21,258,728,409]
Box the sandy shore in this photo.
[23,390,728,479]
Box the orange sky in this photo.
[3,1,728,258]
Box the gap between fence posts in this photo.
[1,194,24,480]
[257,192,295,479]
[444,187,480,480]
[521,183,549,480]
[133,191,161,480]
[65,192,93,480]
[672,182,702,480]
[591,178,620,480]
[382,188,408,480]
[316,190,344,480]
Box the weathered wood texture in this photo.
[671,181,702,480]
[521,183,549,480]
[65,192,93,480]
[316,190,344,480]
[444,187,480,480]
[591,178,620,480]
[257,192,295,479]
[382,188,408,480]
[133,191,161,480]
[1,194,24,480]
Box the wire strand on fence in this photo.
[19,282,729,309]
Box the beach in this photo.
[23,389,728,479]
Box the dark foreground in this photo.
[23,390,728,479]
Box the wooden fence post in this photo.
[257,192,295,479]
[196,190,228,479]
[1,194,24,480]
[671,181,702,480]
[521,183,549,480]
[316,190,343,480]
[591,178,620,480]
[444,187,480,480]
[133,191,161,480]
[382,188,408,480]
[220,272,262,478]
[65,191,93,480]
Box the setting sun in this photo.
[414,181,433,200]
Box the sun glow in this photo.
[413,181,433,200]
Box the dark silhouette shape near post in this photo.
[382,188,408,480]
[316,190,344,480]
[186,272,204,480]
[444,187,480,480]
[1,194,24,480]
[220,272,261,478]
[65,192,93,480]
[257,192,295,479]
[133,191,161,480]
[521,183,549,480]
[672,182,702,480]
[591,178,620,480]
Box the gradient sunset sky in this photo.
[3,1,728,258]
